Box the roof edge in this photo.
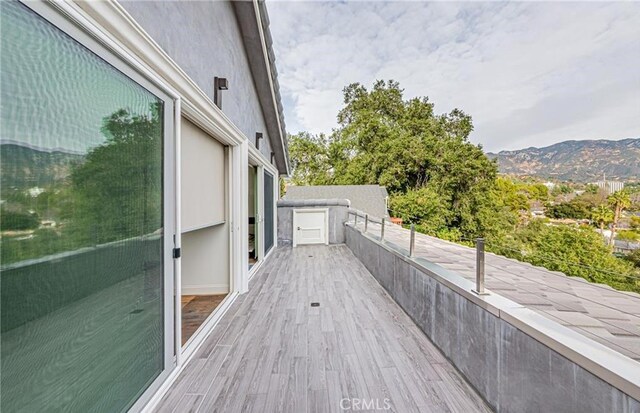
[232,0,289,175]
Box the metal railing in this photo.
[348,207,640,297]
[347,209,488,296]
[409,224,415,258]
[472,238,488,295]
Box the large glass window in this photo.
[1,2,167,411]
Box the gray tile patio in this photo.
[154,245,491,413]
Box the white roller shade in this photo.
[181,117,226,231]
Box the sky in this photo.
[266,1,640,152]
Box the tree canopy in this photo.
[70,104,163,244]
[492,221,638,290]
[289,80,505,239]
[1,104,163,264]
[591,205,613,232]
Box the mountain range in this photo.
[487,138,640,182]
[1,143,84,191]
[1,138,638,192]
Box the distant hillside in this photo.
[487,138,640,182]
[1,142,84,190]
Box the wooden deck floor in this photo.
[155,245,491,413]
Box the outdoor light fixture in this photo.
[256,132,263,150]
[213,76,228,109]
[271,151,275,164]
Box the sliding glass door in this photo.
[248,165,259,268]
[1,2,174,411]
[264,171,275,254]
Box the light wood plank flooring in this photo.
[156,245,492,413]
[182,295,228,345]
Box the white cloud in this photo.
[266,1,640,152]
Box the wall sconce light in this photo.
[270,151,275,164]
[214,77,228,109]
[256,132,263,150]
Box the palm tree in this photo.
[591,204,613,236]
[607,190,631,246]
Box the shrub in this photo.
[0,208,39,231]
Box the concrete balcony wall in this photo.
[345,223,640,412]
[276,199,349,246]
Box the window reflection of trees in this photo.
[1,104,163,265]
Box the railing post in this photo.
[473,237,489,295]
[409,224,415,257]
[381,218,385,241]
[364,214,368,233]
[354,213,358,227]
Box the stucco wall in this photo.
[277,199,350,246]
[345,224,640,412]
[120,0,274,159]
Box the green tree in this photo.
[389,185,451,235]
[591,205,613,234]
[577,190,607,209]
[288,132,331,185]
[525,183,549,201]
[616,230,640,242]
[545,199,591,219]
[495,177,529,213]
[0,208,39,231]
[1,105,162,264]
[495,221,639,292]
[279,177,287,197]
[624,249,640,268]
[551,184,572,197]
[585,184,600,194]
[608,190,631,245]
[69,104,163,244]
[289,80,500,239]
